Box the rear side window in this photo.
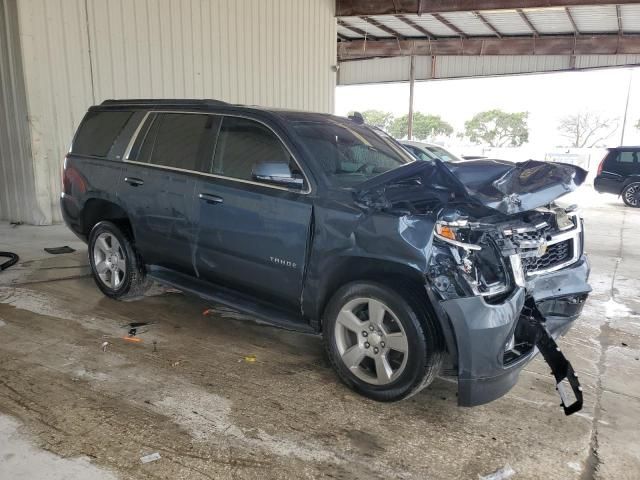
[616,151,639,163]
[72,111,133,157]
[211,116,291,181]
[134,113,220,172]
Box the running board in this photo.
[148,269,317,335]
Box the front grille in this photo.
[521,239,573,273]
[511,226,551,244]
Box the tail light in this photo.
[597,155,606,176]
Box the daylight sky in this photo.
[335,66,640,152]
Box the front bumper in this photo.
[440,255,591,408]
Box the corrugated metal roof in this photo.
[340,17,393,38]
[440,11,495,36]
[481,10,534,35]
[521,7,575,34]
[402,14,458,36]
[570,5,619,33]
[621,4,640,32]
[370,15,423,37]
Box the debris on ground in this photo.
[479,465,516,480]
[171,360,183,367]
[43,246,76,254]
[122,336,143,344]
[243,354,257,363]
[124,321,156,336]
[203,305,254,321]
[152,340,158,353]
[101,341,110,352]
[9,221,22,228]
[140,452,161,464]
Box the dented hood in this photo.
[355,158,587,215]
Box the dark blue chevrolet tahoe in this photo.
[62,100,591,414]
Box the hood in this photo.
[355,158,587,215]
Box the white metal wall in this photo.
[11,0,336,224]
[0,0,40,223]
[338,54,640,85]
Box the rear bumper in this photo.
[440,255,591,407]
[594,175,621,195]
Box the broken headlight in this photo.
[430,219,513,299]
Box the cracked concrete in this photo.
[0,187,638,479]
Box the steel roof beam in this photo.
[432,13,466,38]
[337,34,640,60]
[394,14,434,39]
[336,0,640,16]
[337,19,378,40]
[474,11,501,38]
[360,16,405,39]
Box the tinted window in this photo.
[212,116,291,181]
[617,151,639,163]
[405,145,436,162]
[426,145,461,162]
[293,121,411,187]
[73,111,132,157]
[135,113,219,172]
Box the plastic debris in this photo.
[123,336,143,343]
[479,465,515,480]
[140,452,161,464]
[101,341,110,352]
[43,246,76,254]
[243,354,257,363]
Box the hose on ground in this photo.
[0,252,19,271]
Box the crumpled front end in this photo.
[428,205,591,414]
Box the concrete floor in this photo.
[0,187,638,479]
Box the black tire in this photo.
[622,182,640,208]
[323,281,444,402]
[88,221,151,300]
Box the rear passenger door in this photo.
[119,112,219,275]
[193,115,312,308]
[600,150,640,191]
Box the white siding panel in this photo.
[339,56,411,85]
[0,0,40,223]
[14,0,336,224]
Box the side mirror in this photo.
[251,161,304,189]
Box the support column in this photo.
[407,55,415,140]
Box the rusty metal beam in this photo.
[360,16,404,39]
[565,7,580,34]
[394,14,434,39]
[336,0,640,16]
[337,19,378,40]
[517,9,539,36]
[474,11,501,38]
[432,13,466,37]
[337,34,640,60]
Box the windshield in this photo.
[425,145,461,162]
[293,121,413,187]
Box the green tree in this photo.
[389,113,453,140]
[464,110,529,147]
[348,110,394,131]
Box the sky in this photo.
[335,66,640,154]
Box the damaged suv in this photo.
[62,100,590,414]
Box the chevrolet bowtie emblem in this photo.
[537,242,548,256]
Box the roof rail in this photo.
[99,99,229,107]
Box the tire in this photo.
[622,182,640,208]
[88,221,151,300]
[323,281,444,402]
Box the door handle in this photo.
[124,177,144,187]
[198,193,223,205]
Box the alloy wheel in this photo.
[624,184,640,207]
[334,297,409,385]
[93,232,127,289]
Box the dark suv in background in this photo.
[594,147,640,207]
[62,100,590,414]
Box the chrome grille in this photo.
[521,239,573,273]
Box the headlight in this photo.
[431,220,512,299]
[434,220,482,251]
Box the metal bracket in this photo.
[523,300,583,416]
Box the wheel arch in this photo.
[82,198,133,239]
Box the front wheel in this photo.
[622,182,640,208]
[88,221,150,300]
[323,281,443,402]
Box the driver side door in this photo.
[193,115,312,309]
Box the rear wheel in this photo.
[622,182,640,208]
[323,281,443,402]
[88,221,150,300]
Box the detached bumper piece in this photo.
[522,300,583,415]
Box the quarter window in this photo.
[73,111,133,157]
[211,116,292,181]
